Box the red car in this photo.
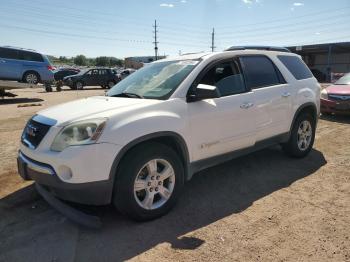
[321,73,350,115]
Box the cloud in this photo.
[180,0,187,3]
[160,3,174,7]
[242,0,259,4]
[293,2,304,6]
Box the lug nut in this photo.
[155,187,159,192]
[156,176,160,180]
[158,181,162,185]
[148,182,151,186]
[150,188,153,192]
[151,176,155,180]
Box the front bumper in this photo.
[321,98,350,115]
[17,151,114,205]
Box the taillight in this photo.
[47,65,56,71]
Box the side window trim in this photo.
[188,57,249,97]
[238,54,287,90]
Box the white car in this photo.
[18,46,320,221]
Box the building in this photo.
[288,42,350,82]
[124,56,166,69]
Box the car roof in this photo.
[155,49,299,63]
[1,46,38,53]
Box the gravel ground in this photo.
[0,86,349,262]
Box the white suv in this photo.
[18,47,320,221]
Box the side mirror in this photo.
[188,84,220,102]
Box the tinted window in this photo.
[278,55,313,80]
[99,69,107,75]
[18,50,44,62]
[241,56,282,89]
[0,48,18,59]
[199,61,246,96]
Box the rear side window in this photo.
[18,50,44,62]
[240,56,284,89]
[278,55,313,80]
[0,48,18,59]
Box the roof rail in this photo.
[225,46,291,53]
[2,46,37,52]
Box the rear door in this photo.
[99,69,108,84]
[239,55,290,141]
[0,47,21,80]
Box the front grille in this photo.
[21,119,51,149]
[328,94,350,102]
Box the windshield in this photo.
[335,74,350,85]
[107,60,199,99]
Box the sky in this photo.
[1,0,350,58]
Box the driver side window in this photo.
[199,61,246,97]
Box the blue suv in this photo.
[0,46,55,84]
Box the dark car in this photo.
[63,68,120,90]
[54,68,80,81]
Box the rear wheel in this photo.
[113,143,184,221]
[23,72,40,84]
[107,80,115,89]
[282,112,315,158]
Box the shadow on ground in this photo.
[320,114,350,124]
[0,98,44,105]
[0,146,326,261]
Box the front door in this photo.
[187,60,256,162]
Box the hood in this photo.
[326,84,350,95]
[36,96,162,126]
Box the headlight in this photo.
[321,89,328,100]
[51,118,107,152]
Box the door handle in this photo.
[282,92,291,98]
[240,102,254,109]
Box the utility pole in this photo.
[210,28,216,52]
[153,20,159,60]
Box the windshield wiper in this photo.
[110,92,144,99]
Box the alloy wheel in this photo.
[133,159,175,210]
[297,120,312,151]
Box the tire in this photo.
[45,86,53,92]
[74,81,84,90]
[107,80,115,89]
[56,86,62,92]
[113,142,184,221]
[23,71,40,84]
[101,85,107,89]
[282,112,316,158]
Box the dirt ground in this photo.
[0,86,349,262]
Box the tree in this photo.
[74,55,88,66]
[95,56,109,66]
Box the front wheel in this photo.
[282,112,316,158]
[113,142,184,221]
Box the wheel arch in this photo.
[290,102,318,132]
[108,131,190,192]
